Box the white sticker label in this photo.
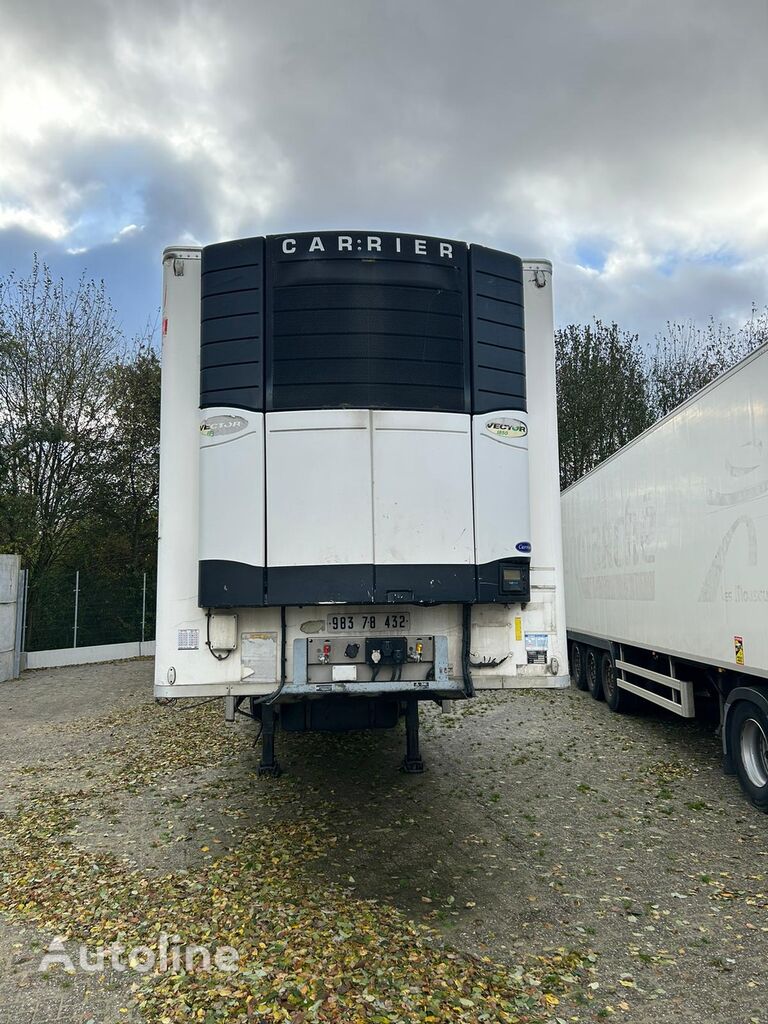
[177,628,199,651]
[524,632,549,651]
[241,632,278,683]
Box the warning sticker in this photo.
[177,628,199,651]
[734,635,745,666]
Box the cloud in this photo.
[0,0,766,341]
[115,224,142,239]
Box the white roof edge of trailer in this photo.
[162,245,202,262]
[561,339,768,497]
[160,244,549,265]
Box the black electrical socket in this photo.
[364,637,407,666]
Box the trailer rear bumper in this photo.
[154,679,467,701]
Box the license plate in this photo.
[326,612,410,633]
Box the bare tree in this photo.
[649,308,767,419]
[0,257,123,578]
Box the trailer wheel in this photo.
[570,643,588,691]
[586,648,603,701]
[601,651,633,712]
[729,701,768,812]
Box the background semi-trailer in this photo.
[155,231,567,772]
[562,343,768,808]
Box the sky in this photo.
[1,0,767,345]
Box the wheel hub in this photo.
[603,661,616,699]
[741,718,768,788]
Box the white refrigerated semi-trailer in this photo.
[562,343,768,809]
[155,231,567,773]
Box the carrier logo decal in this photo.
[485,418,527,439]
[200,414,248,437]
[279,233,455,260]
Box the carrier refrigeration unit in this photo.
[562,343,768,810]
[155,231,567,773]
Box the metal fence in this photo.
[21,569,156,653]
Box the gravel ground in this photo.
[0,659,766,1023]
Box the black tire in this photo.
[570,643,588,691]
[729,700,768,812]
[601,651,634,712]
[586,648,603,701]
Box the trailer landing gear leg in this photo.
[401,700,425,773]
[258,706,282,777]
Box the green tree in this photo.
[556,319,652,490]
[83,340,161,573]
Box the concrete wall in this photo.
[24,640,156,671]
[0,554,20,681]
